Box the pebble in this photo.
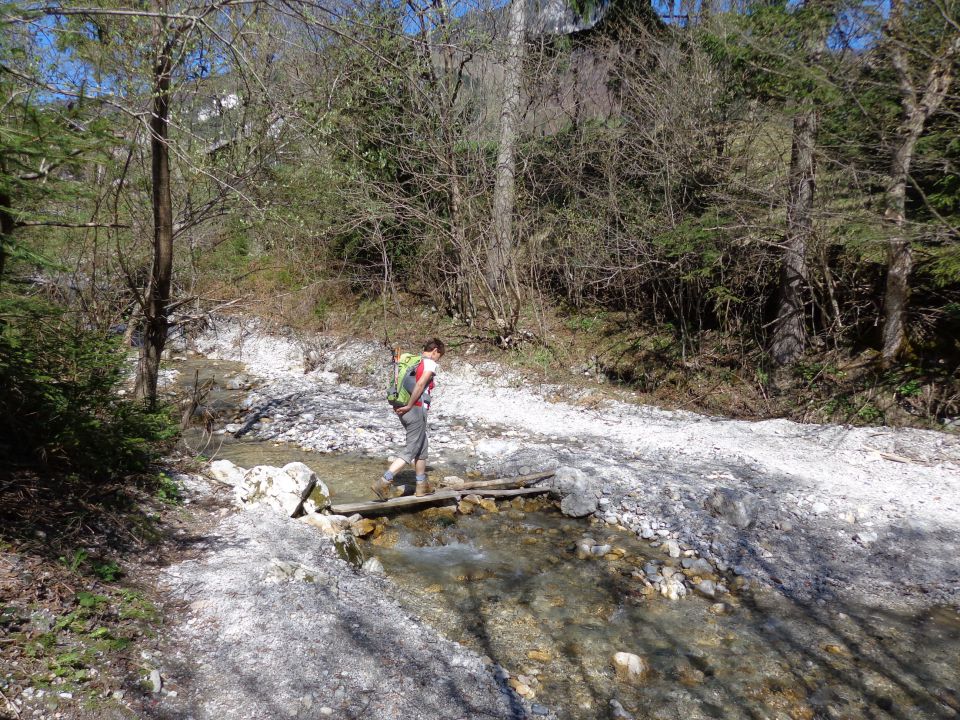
[665,540,681,558]
[531,704,550,715]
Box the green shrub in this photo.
[0,297,177,477]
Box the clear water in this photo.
[173,358,960,720]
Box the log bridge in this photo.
[329,470,556,517]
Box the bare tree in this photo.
[486,0,527,339]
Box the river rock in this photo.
[612,652,651,684]
[575,539,593,559]
[561,492,598,518]
[609,699,635,719]
[478,498,499,513]
[361,557,384,574]
[682,558,713,575]
[660,575,687,600]
[527,649,553,662]
[508,678,535,699]
[208,459,246,487]
[704,487,759,529]
[351,518,378,538]
[665,540,681,558]
[283,462,331,513]
[551,466,590,494]
[237,462,327,517]
[333,531,364,568]
[853,531,879,546]
[695,579,717,598]
[302,514,352,537]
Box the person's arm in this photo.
[396,371,434,415]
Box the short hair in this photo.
[423,338,446,355]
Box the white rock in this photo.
[665,540,681,558]
[302,514,352,537]
[362,557,385,574]
[612,652,650,683]
[208,459,246,487]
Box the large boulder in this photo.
[235,462,328,517]
[704,487,759,530]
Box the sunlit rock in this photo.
[612,652,651,684]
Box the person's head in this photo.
[423,338,446,361]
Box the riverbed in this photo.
[158,328,960,719]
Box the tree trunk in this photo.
[771,109,817,365]
[134,25,174,408]
[880,113,922,365]
[0,188,12,286]
[486,0,526,335]
[880,7,959,365]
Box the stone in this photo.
[148,669,162,693]
[551,466,590,494]
[612,652,650,684]
[351,518,378,538]
[303,514,352,537]
[660,575,687,601]
[575,539,593,560]
[508,678,535,699]
[665,540,681,558]
[527,650,553,663]
[531,704,550,716]
[709,602,730,615]
[695,580,717,598]
[610,699,635,719]
[561,492,598,518]
[853,531,879,546]
[333,532,364,568]
[811,502,830,515]
[208,459,246,487]
[361,557,384,574]
[591,544,612,557]
[478,498,499,513]
[704,487,759,529]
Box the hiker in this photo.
[372,338,446,501]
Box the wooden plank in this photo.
[440,469,555,491]
[330,485,551,517]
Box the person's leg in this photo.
[414,414,433,496]
[372,410,420,500]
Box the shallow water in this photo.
[370,507,960,720]
[173,358,960,720]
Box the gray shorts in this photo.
[399,405,428,463]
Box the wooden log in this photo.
[329,485,550,517]
[440,469,555,491]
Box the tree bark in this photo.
[0,188,12,286]
[486,0,526,335]
[134,19,175,408]
[881,5,959,365]
[771,109,817,365]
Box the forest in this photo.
[1,0,959,474]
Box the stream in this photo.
[172,357,960,720]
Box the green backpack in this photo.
[387,352,421,407]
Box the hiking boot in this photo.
[371,479,403,501]
[415,479,434,497]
